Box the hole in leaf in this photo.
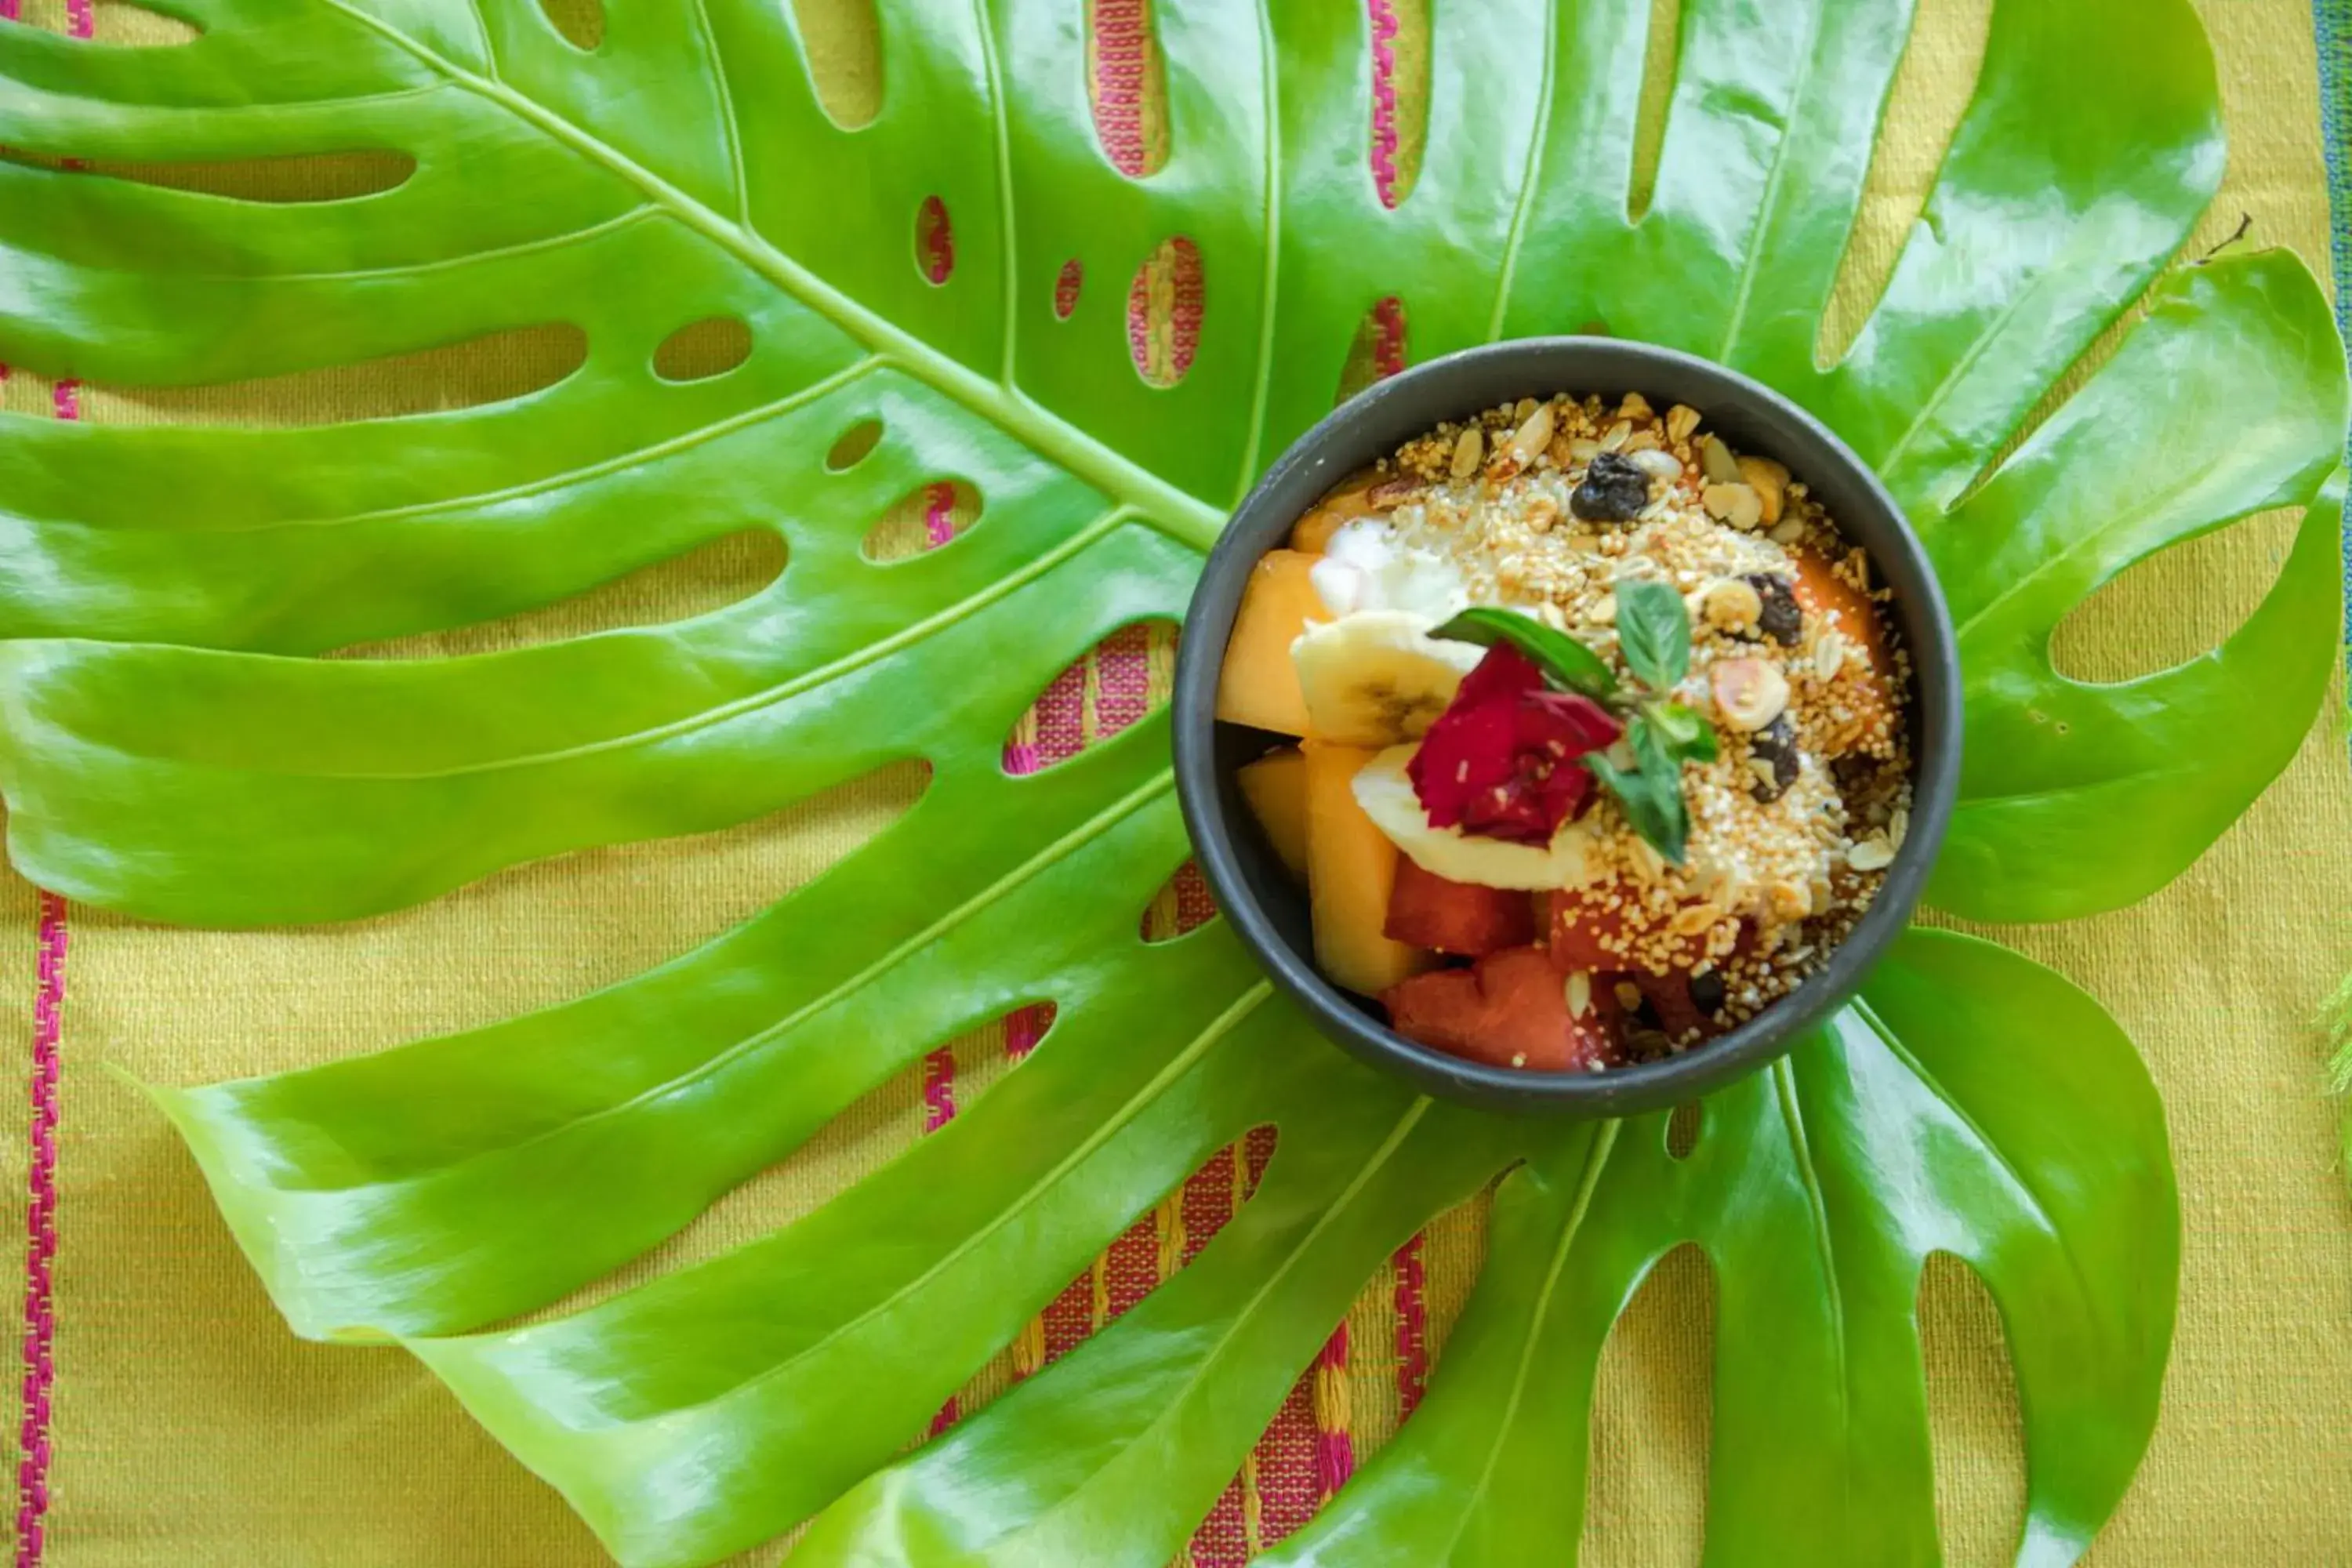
[1087,0,1171,178]
[1664,1102,1700,1160]
[652,316,753,383]
[1127,238,1203,388]
[826,418,884,471]
[793,0,884,131]
[1334,295,1410,405]
[2046,506,2288,685]
[329,531,786,660]
[915,195,956,285]
[1625,0,1684,223]
[1138,861,1218,942]
[1004,621,1177,776]
[1027,1126,1278,1381]
[1814,0,1993,368]
[1584,1243,1712,1563]
[0,147,414,202]
[1367,0,1429,208]
[1919,1253,2026,1564]
[539,0,603,50]
[583,986,1076,1310]
[8,0,196,42]
[1054,258,1085,320]
[862,481,981,564]
[5,324,586,429]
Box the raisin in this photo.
[1746,715,1799,804]
[1570,451,1651,522]
[1744,573,1801,646]
[1689,970,1728,1017]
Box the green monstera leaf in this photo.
[0,0,2340,1563]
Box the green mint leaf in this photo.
[1430,606,1617,699]
[1613,579,1691,691]
[1649,700,1719,764]
[1585,716,1691,866]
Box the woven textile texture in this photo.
[5,0,2352,1563]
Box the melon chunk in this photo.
[1384,858,1536,956]
[1236,748,1310,882]
[1381,946,1621,1072]
[1288,469,1381,553]
[1215,550,1326,735]
[1788,549,1897,752]
[1303,742,1432,995]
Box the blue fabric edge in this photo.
[2312,0,2352,648]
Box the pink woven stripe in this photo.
[0,2,17,25]
[1393,1234,1428,1417]
[1367,0,1402,208]
[15,895,67,1568]
[1088,0,1152,176]
[62,0,91,37]
[1312,1326,1354,1499]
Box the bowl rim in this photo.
[1171,336,1964,1116]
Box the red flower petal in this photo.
[1409,645,1622,848]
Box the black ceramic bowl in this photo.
[1173,339,1962,1115]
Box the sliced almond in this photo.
[1600,419,1634,451]
[1737,456,1789,524]
[1703,482,1765,531]
[1566,971,1593,1019]
[1513,396,1541,422]
[1618,392,1653,421]
[1698,435,1741,485]
[1508,401,1555,467]
[1450,426,1484,480]
[1666,404,1702,443]
[1813,630,1848,681]
[1630,448,1684,481]
[1847,837,1896,873]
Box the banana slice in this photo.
[1351,744,1593,891]
[1290,612,1483,747]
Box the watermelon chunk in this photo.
[1380,946,1622,1072]
[1384,858,1537,956]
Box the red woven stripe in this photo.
[1088,0,1153,176]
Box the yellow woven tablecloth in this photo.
[5,0,2350,1563]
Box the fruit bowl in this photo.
[1173,339,1962,1114]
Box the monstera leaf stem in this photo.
[318,0,1229,549]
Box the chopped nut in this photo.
[1766,879,1814,922]
[1667,404,1702,443]
[1737,456,1789,524]
[1508,402,1555,468]
[1451,426,1484,480]
[1846,836,1896,872]
[1813,631,1848,681]
[1698,435,1741,485]
[1537,600,1570,630]
[1711,657,1791,731]
[1703,482,1765,531]
[1368,477,1422,508]
[1769,517,1808,546]
[1514,397,1541,422]
[1700,577,1764,636]
[1589,593,1617,624]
